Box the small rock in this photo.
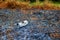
[18,20,28,27]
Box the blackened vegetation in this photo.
[39,0,44,2]
[30,0,44,3]
[51,0,60,3]
[30,0,36,3]
[30,0,60,3]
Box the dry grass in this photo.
[0,1,60,10]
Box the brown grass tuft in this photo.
[0,1,60,10]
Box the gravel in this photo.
[0,9,60,40]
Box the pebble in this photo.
[18,20,29,27]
